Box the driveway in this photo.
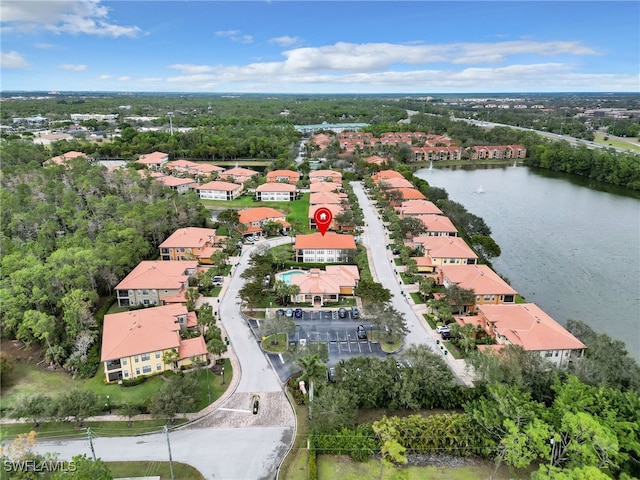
[350,181,474,385]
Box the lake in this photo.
[415,165,640,360]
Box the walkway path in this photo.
[351,181,475,386]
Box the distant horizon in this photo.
[3,90,639,97]
[1,1,638,93]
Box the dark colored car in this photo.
[356,324,367,340]
[351,306,359,319]
[276,309,285,317]
[441,330,452,340]
[338,307,347,318]
[294,308,303,318]
[327,367,336,383]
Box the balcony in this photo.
[106,360,122,370]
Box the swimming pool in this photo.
[276,270,306,285]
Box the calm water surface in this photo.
[415,166,640,360]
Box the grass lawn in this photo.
[440,341,462,359]
[107,461,205,479]
[423,313,437,329]
[278,389,311,480]
[262,333,288,353]
[593,133,640,153]
[0,419,187,440]
[317,456,529,480]
[410,292,424,304]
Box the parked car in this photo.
[212,276,224,286]
[327,367,336,383]
[338,307,347,318]
[351,306,359,319]
[356,324,367,340]
[294,308,303,318]
[285,308,294,318]
[441,330,452,340]
[392,248,400,255]
[435,325,451,334]
[276,309,285,317]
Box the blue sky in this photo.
[1,1,638,93]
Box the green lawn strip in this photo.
[317,456,527,480]
[191,358,232,410]
[262,333,288,353]
[83,364,165,410]
[278,388,311,480]
[593,133,640,152]
[410,292,424,304]
[422,313,437,329]
[107,460,205,479]
[440,341,462,359]
[0,419,187,439]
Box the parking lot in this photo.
[256,308,389,382]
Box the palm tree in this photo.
[296,354,327,416]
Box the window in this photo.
[122,359,127,365]
[155,352,161,359]
[142,366,152,374]
[156,363,162,371]
[134,356,139,363]
[484,295,491,301]
[545,351,553,358]
[136,368,140,375]
[141,353,150,361]
[124,372,129,378]
[142,289,149,296]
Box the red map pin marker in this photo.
[314,207,333,236]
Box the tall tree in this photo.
[297,354,327,408]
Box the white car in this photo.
[435,325,451,334]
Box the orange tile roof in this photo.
[256,183,297,192]
[395,188,426,201]
[398,200,443,216]
[310,191,343,205]
[415,214,458,234]
[195,180,242,191]
[294,232,356,250]
[372,170,405,182]
[438,264,517,296]
[310,182,342,193]
[379,177,415,189]
[194,163,225,173]
[308,203,344,219]
[116,260,197,290]
[100,304,187,361]
[138,151,168,164]
[266,169,301,182]
[413,236,478,260]
[477,303,586,352]
[168,159,198,169]
[48,151,87,165]
[309,170,342,181]
[291,265,360,295]
[160,227,217,249]
[157,176,196,187]
[178,336,207,359]
[363,155,388,165]
[239,207,287,224]
[221,166,259,177]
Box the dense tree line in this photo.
[300,334,640,479]
[525,141,640,190]
[0,140,209,374]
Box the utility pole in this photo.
[164,425,175,480]
[86,428,96,462]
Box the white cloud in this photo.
[1,0,141,38]
[96,74,112,80]
[269,36,302,47]
[168,64,215,74]
[215,29,253,43]
[35,43,56,49]
[0,51,28,69]
[58,63,86,71]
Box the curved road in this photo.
[34,238,296,480]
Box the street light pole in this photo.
[221,366,225,386]
[106,395,111,414]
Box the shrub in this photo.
[121,375,149,387]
